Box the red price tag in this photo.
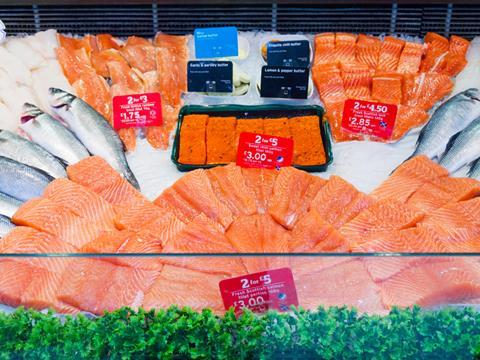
[236,132,293,169]
[219,268,298,315]
[112,92,162,129]
[341,99,397,140]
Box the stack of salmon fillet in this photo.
[56,33,188,151]
[1,156,480,315]
[178,114,326,166]
[312,32,470,142]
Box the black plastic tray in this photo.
[171,104,333,172]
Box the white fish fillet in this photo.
[452,37,480,96]
[24,29,59,60]
[0,85,38,122]
[4,37,46,70]
[32,60,73,111]
[0,46,32,86]
[0,102,17,132]
[0,69,15,90]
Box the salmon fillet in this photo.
[371,156,448,202]
[351,226,448,253]
[207,164,257,216]
[419,223,480,252]
[371,74,403,104]
[161,214,246,276]
[376,36,405,71]
[312,68,346,108]
[268,167,319,229]
[67,156,122,194]
[449,35,470,56]
[420,197,480,230]
[296,260,386,313]
[114,198,166,231]
[420,32,450,73]
[396,42,424,74]
[154,169,234,229]
[0,227,76,273]
[241,167,278,214]
[57,259,159,314]
[119,36,156,73]
[96,34,120,51]
[310,176,360,226]
[72,70,112,122]
[355,34,381,69]
[340,199,425,249]
[143,265,225,313]
[43,178,117,229]
[226,214,268,273]
[407,177,480,213]
[404,73,453,110]
[380,259,480,309]
[226,213,290,271]
[313,33,336,66]
[390,106,429,141]
[12,198,111,248]
[290,209,346,252]
[135,212,187,249]
[0,260,34,307]
[341,63,372,99]
[334,33,357,64]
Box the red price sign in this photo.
[219,268,298,315]
[341,99,397,140]
[112,92,162,129]
[236,132,293,169]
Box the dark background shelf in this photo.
[1,1,479,38]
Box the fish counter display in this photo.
[0,25,479,320]
[0,155,479,315]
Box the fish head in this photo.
[49,88,76,109]
[462,88,480,101]
[49,88,77,125]
[20,103,43,124]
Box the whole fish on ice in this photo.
[48,88,140,189]
[0,156,53,202]
[439,117,480,173]
[0,215,14,238]
[0,130,67,178]
[0,192,22,218]
[21,103,90,165]
[409,88,480,159]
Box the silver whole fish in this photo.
[439,116,480,173]
[0,192,23,218]
[468,158,480,180]
[410,88,480,159]
[20,103,90,165]
[0,215,14,238]
[0,156,54,202]
[0,130,67,178]
[49,88,140,189]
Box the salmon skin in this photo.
[0,156,53,202]
[408,88,480,160]
[0,130,66,179]
[20,103,90,166]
